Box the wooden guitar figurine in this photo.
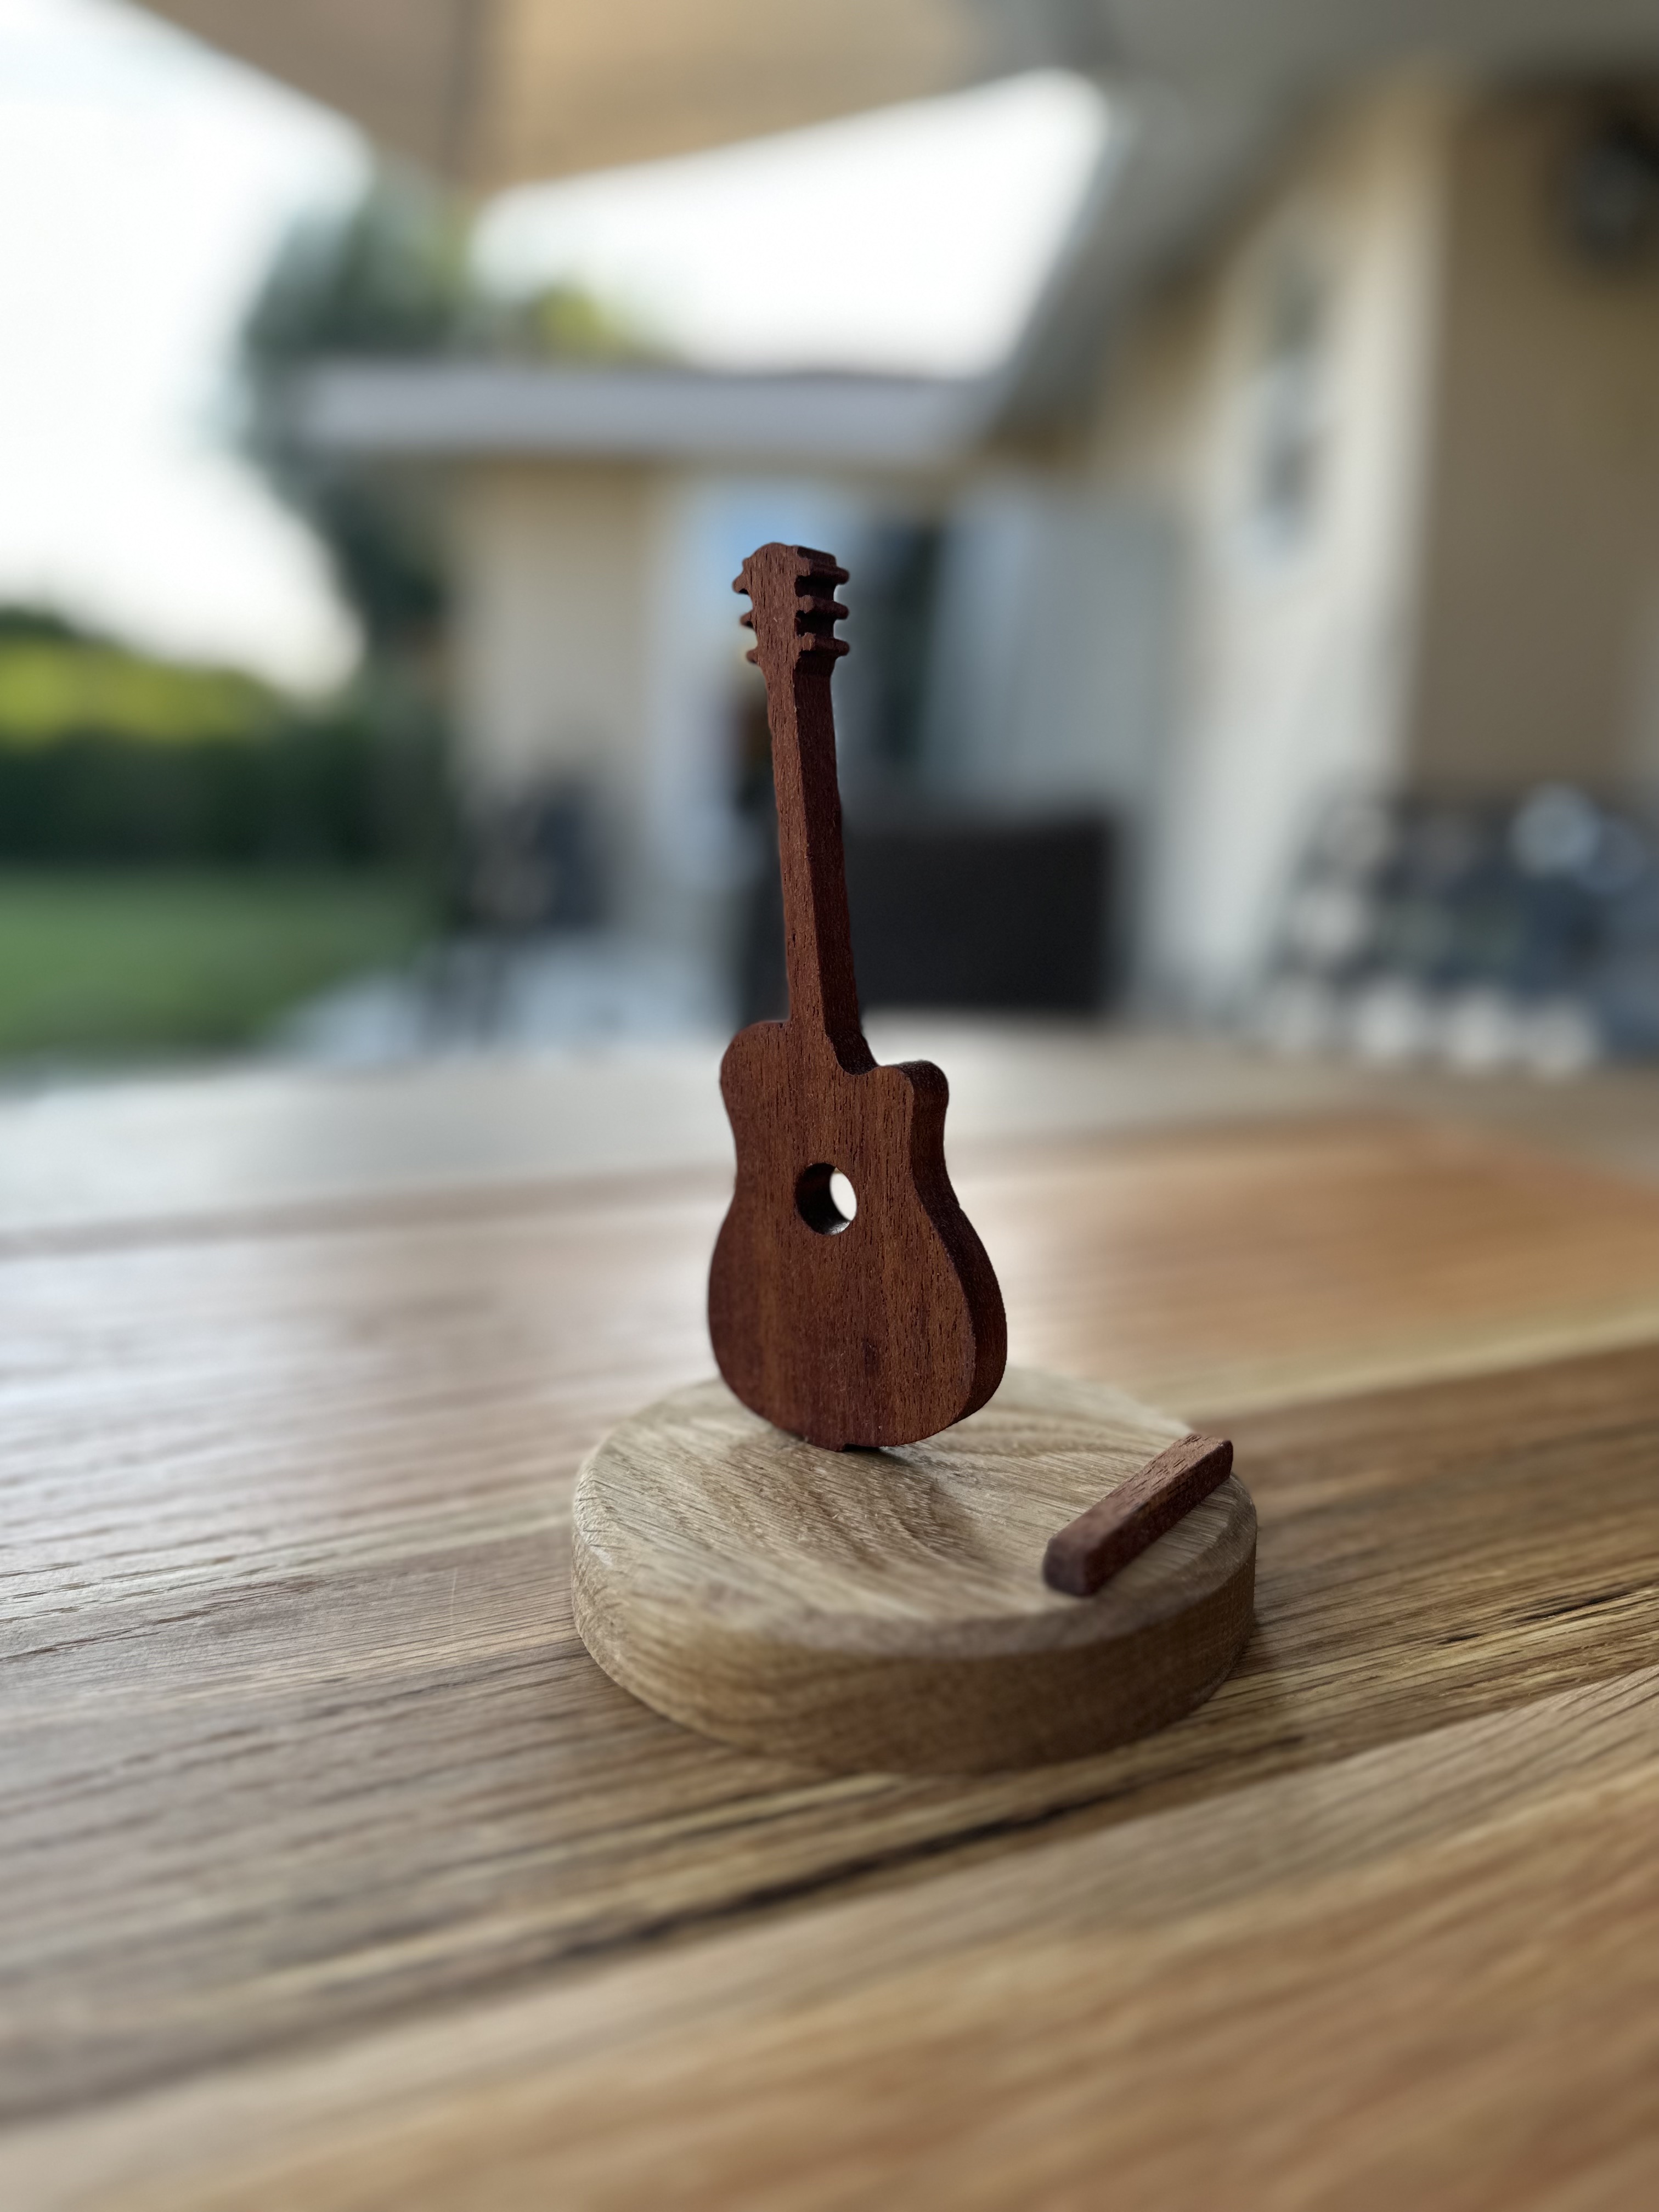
[709,543,1006,1449]
[581,567,1248,1762]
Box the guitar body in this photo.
[710,1022,1006,1449]
[708,543,1007,1451]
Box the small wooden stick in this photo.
[1043,1434,1234,1597]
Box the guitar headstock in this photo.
[733,543,849,673]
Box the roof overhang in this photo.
[138,2,1659,191]
[165,2,1659,455]
[290,361,995,474]
[138,0,1041,189]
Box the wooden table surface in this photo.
[4,1040,1659,2208]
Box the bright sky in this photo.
[0,0,365,688]
[476,72,1111,376]
[0,2,1109,689]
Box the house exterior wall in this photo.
[324,67,1659,1035]
[446,462,895,967]
[915,475,1178,992]
[450,460,657,919]
[922,478,1176,822]
[1086,78,1457,1011]
[1406,86,1659,797]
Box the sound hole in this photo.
[796,1163,857,1235]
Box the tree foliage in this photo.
[241,168,467,653]
[240,166,658,655]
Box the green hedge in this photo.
[0,711,451,871]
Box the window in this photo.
[1244,242,1330,552]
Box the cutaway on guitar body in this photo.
[708,543,1006,1450]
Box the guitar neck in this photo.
[736,543,869,1065]
[770,656,868,1062]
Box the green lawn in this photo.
[0,870,437,1060]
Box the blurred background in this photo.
[9,0,1659,1081]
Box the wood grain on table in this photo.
[4,1102,1659,2207]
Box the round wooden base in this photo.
[572,1367,1256,1774]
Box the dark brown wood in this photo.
[1043,1432,1235,1596]
[708,543,1005,1448]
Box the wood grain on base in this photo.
[572,1367,1256,1771]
